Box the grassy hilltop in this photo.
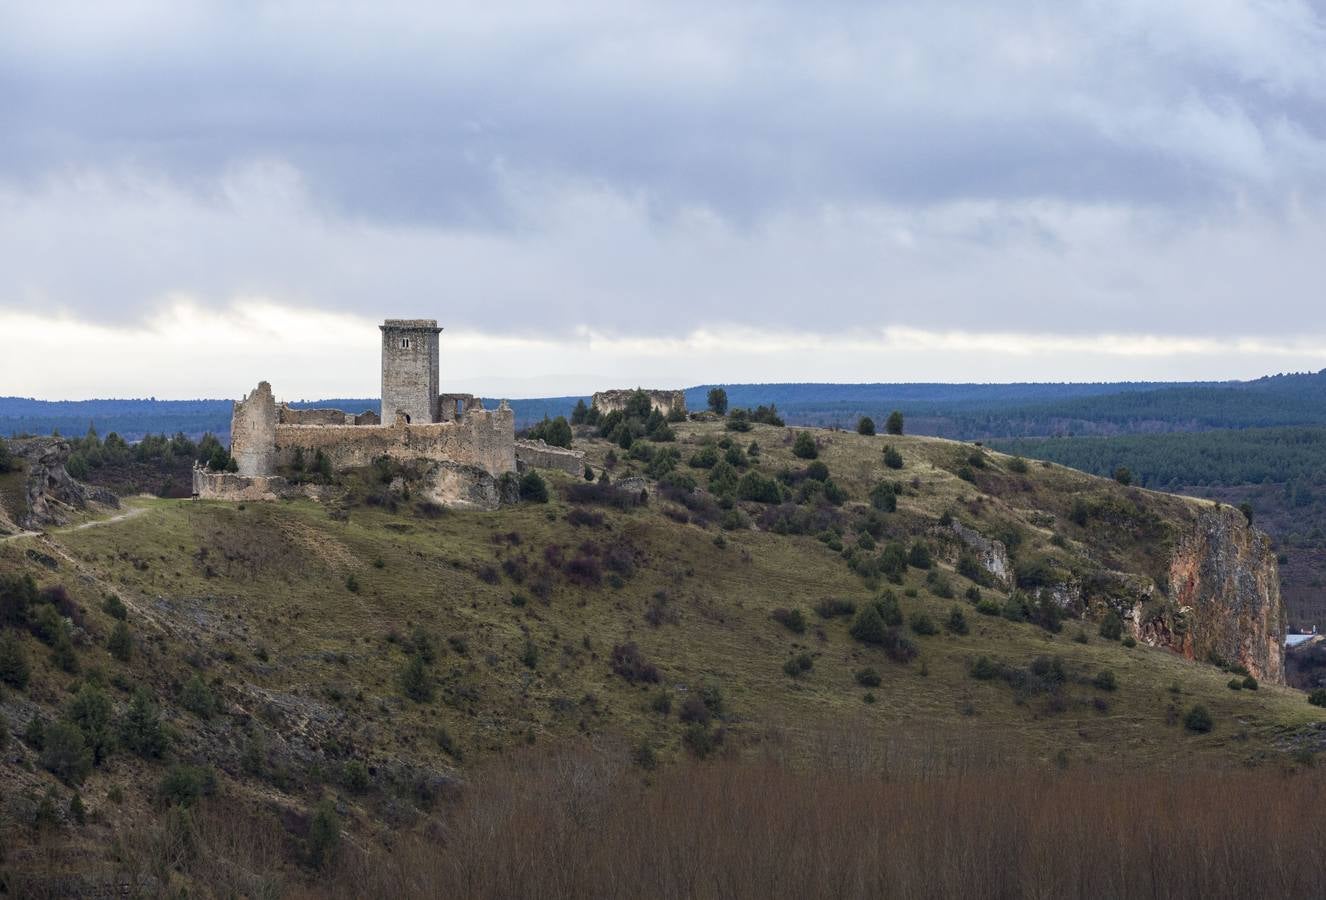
[0,417,1323,893]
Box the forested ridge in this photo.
[993,427,1326,492]
[5,369,1326,442]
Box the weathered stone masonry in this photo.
[591,389,686,418]
[381,319,441,425]
[231,382,278,477]
[274,408,515,477]
[196,317,565,508]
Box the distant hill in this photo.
[4,369,1326,441]
[0,396,586,441]
[686,371,1326,437]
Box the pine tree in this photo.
[120,688,168,758]
[107,620,132,662]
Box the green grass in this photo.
[14,420,1317,777]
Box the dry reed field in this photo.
[310,741,1326,900]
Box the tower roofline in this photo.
[381,319,442,333]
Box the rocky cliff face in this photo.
[4,437,119,530]
[1135,505,1285,685]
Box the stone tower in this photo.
[380,319,442,425]
[230,381,277,476]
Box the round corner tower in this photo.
[380,319,442,425]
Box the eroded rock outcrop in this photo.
[4,437,119,530]
[424,460,519,511]
[948,520,1012,587]
[1135,505,1285,684]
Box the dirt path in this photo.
[0,503,151,542]
[58,505,149,532]
[0,529,41,543]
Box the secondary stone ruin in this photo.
[195,319,583,509]
[591,389,687,418]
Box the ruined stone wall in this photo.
[273,404,516,477]
[278,406,354,426]
[438,393,481,421]
[230,382,278,477]
[193,467,291,501]
[515,439,586,475]
[591,389,687,417]
[381,319,441,425]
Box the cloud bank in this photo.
[2,1,1325,395]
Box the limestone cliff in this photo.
[2,437,120,530]
[1135,505,1285,685]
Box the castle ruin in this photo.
[591,389,686,418]
[194,318,583,508]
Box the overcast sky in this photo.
[3,1,1326,399]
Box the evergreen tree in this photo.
[519,471,549,503]
[793,432,818,460]
[66,683,114,764]
[179,674,216,719]
[307,799,341,869]
[707,387,729,416]
[886,410,905,435]
[41,721,92,785]
[401,653,433,702]
[849,604,886,645]
[120,688,168,758]
[107,620,132,662]
[0,630,30,688]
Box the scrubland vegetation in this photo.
[2,399,1325,894]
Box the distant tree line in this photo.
[993,426,1326,490]
[64,426,233,479]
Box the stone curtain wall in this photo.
[274,405,516,477]
[381,320,442,425]
[193,468,289,501]
[278,406,362,426]
[230,382,278,477]
[591,389,687,417]
[515,439,586,475]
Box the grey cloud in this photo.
[4,2,1325,221]
[2,1,1326,344]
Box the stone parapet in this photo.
[515,439,586,475]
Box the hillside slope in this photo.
[0,420,1319,891]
